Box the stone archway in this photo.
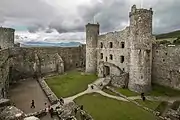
[98,61,123,78]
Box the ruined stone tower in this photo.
[0,27,15,49]
[128,5,153,93]
[85,23,99,73]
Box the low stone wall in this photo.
[110,73,129,88]
[165,109,180,120]
[37,76,93,120]
[0,106,25,120]
[25,109,47,118]
[37,78,58,104]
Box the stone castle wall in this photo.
[0,45,85,98]
[86,24,99,73]
[0,27,15,50]
[9,46,85,81]
[128,5,153,93]
[0,49,11,98]
[97,27,130,74]
[152,44,180,90]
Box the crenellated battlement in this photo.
[0,27,15,32]
[129,5,153,17]
[86,23,100,27]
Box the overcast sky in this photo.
[0,0,180,43]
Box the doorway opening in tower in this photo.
[103,66,110,77]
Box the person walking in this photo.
[49,107,54,118]
[30,100,35,108]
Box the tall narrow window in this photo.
[121,42,125,48]
[121,56,124,63]
[101,53,103,59]
[110,54,113,60]
[100,42,103,48]
[106,57,108,62]
[110,42,113,48]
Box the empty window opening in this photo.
[141,76,143,79]
[110,42,113,48]
[156,51,158,53]
[122,68,125,71]
[110,54,113,60]
[100,42,103,48]
[121,42,125,48]
[165,53,167,55]
[106,57,108,62]
[120,56,124,63]
[101,53,103,59]
[163,59,165,62]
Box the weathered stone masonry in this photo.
[0,27,14,50]
[152,44,180,90]
[128,5,153,93]
[85,5,180,93]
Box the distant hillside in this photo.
[156,30,180,39]
[21,41,82,47]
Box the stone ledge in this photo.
[0,99,10,108]
[25,109,47,118]
[37,78,58,104]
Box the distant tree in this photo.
[173,37,180,44]
[159,40,171,44]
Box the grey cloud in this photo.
[45,29,54,33]
[0,0,56,31]
[152,0,180,33]
[51,0,129,33]
[1,0,180,35]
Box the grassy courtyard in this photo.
[115,87,139,97]
[102,88,161,110]
[105,84,180,97]
[75,93,157,120]
[45,71,97,97]
[135,100,161,110]
[149,84,180,97]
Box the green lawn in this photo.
[115,88,139,97]
[75,93,157,120]
[45,71,98,98]
[106,84,180,97]
[135,100,161,110]
[102,88,119,96]
[155,101,169,115]
[149,84,180,97]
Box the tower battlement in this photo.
[0,27,15,32]
[129,5,153,17]
[86,23,100,27]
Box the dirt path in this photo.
[9,79,58,120]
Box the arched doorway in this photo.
[1,88,5,98]
[104,66,110,77]
[9,66,13,82]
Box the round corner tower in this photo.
[128,5,153,93]
[85,23,99,73]
[0,27,15,49]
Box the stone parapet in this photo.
[37,78,58,104]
